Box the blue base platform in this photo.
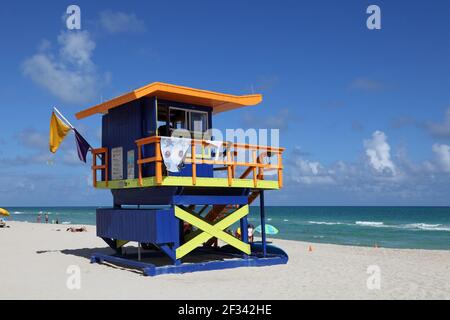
[90,243,288,276]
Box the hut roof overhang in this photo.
[75,82,262,120]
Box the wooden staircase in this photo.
[202,151,271,223]
[183,152,272,246]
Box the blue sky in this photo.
[1,0,450,206]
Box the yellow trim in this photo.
[174,205,250,259]
[95,176,279,190]
[76,82,262,119]
[116,240,129,248]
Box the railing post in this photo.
[232,151,237,178]
[257,152,264,180]
[226,146,232,186]
[191,140,197,185]
[277,151,283,188]
[155,139,162,185]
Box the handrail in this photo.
[136,136,285,152]
[135,136,284,188]
[91,148,108,187]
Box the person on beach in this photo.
[248,224,255,243]
[234,225,255,243]
[66,226,87,232]
[37,214,42,223]
[235,228,241,239]
[45,213,49,224]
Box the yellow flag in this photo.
[49,112,71,153]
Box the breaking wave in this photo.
[355,221,385,227]
[308,221,346,226]
[402,223,450,232]
[307,220,449,232]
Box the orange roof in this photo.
[75,82,262,119]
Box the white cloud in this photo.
[364,131,396,175]
[288,148,336,185]
[295,157,321,175]
[432,143,450,173]
[271,131,450,204]
[99,11,146,34]
[58,31,95,67]
[22,30,109,104]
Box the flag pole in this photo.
[53,107,75,129]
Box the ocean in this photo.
[4,206,450,250]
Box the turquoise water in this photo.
[4,206,450,250]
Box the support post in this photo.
[240,213,249,259]
[92,152,97,187]
[259,190,267,257]
[138,242,141,261]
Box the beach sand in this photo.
[0,221,449,299]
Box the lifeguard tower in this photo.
[76,82,288,276]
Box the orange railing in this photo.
[92,148,108,187]
[135,136,284,188]
[135,136,163,186]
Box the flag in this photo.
[74,129,92,163]
[49,112,71,153]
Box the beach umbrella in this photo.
[255,224,279,235]
[0,208,10,217]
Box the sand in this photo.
[0,221,449,300]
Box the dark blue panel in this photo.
[111,187,250,206]
[102,99,145,181]
[142,97,157,137]
[172,195,248,205]
[180,187,250,196]
[96,208,178,244]
[112,187,178,206]
[170,163,213,178]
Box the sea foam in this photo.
[355,221,385,227]
[308,221,345,226]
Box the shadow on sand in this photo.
[36,245,240,275]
